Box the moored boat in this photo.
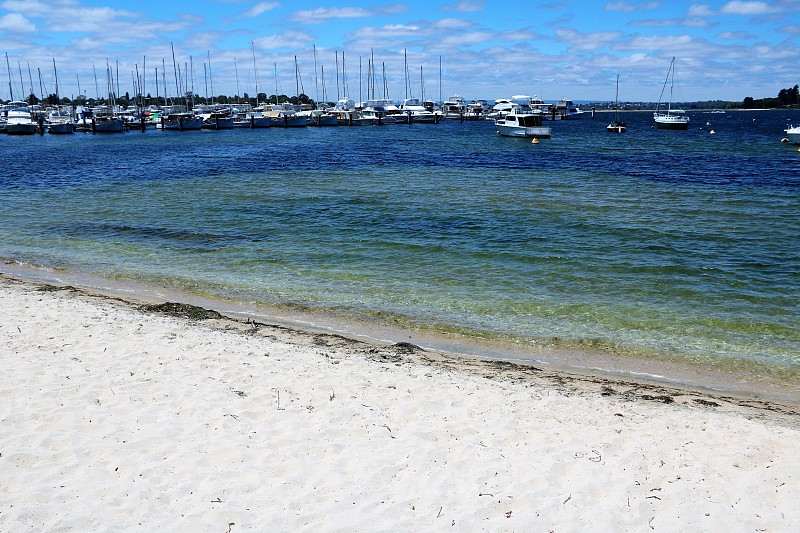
[785,125,800,144]
[654,56,689,130]
[495,107,551,138]
[607,75,627,133]
[5,101,39,135]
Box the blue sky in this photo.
[1,0,799,103]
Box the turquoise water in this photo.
[2,110,799,382]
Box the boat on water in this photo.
[495,107,551,138]
[554,98,585,120]
[607,75,627,133]
[397,98,440,124]
[441,94,467,119]
[784,125,800,144]
[161,112,203,131]
[654,56,689,130]
[46,106,75,134]
[4,101,39,135]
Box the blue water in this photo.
[2,110,799,384]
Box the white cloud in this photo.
[555,28,622,51]
[253,29,313,49]
[433,18,475,29]
[0,12,35,32]
[439,31,493,46]
[687,4,714,16]
[244,2,280,17]
[605,1,660,12]
[720,1,774,15]
[291,4,408,24]
[441,1,484,12]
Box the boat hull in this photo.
[496,125,551,138]
[47,122,74,134]
[784,127,800,144]
[6,123,38,135]
[654,113,689,130]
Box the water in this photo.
[2,110,799,396]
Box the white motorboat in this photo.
[442,94,467,119]
[554,98,585,120]
[397,98,440,124]
[495,108,551,138]
[5,101,39,134]
[784,125,800,144]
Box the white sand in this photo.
[1,277,798,531]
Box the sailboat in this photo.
[607,74,626,133]
[653,56,689,130]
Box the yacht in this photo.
[441,94,467,119]
[495,107,551,138]
[5,101,39,134]
[397,98,440,124]
[554,98,585,119]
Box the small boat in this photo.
[495,107,551,138]
[654,56,689,130]
[784,125,800,144]
[554,97,585,119]
[161,112,203,131]
[5,101,39,135]
[607,75,626,133]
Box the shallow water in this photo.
[2,109,799,384]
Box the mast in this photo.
[207,51,215,105]
[53,58,60,103]
[313,44,319,106]
[26,62,34,103]
[251,42,259,106]
[234,57,240,104]
[335,51,340,100]
[5,52,13,100]
[171,43,180,106]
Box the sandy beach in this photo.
[1,274,798,531]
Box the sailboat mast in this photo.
[251,42,259,106]
[5,52,13,100]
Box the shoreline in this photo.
[2,273,799,529]
[3,262,799,407]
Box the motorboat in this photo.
[495,107,551,138]
[441,94,467,119]
[554,98,585,119]
[5,101,39,134]
[397,98,440,124]
[161,112,203,130]
[784,125,800,144]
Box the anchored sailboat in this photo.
[653,56,689,130]
[607,74,626,133]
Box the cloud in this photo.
[441,1,484,12]
[253,29,314,49]
[687,4,714,16]
[605,1,660,12]
[720,1,775,15]
[0,12,35,32]
[777,23,800,34]
[716,30,757,39]
[291,4,408,24]
[630,17,712,27]
[243,2,279,17]
[555,28,622,51]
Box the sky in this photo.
[1,0,799,103]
